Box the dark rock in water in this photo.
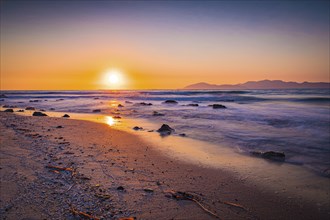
[179,133,186,137]
[125,101,133,104]
[50,108,55,110]
[0,94,8,98]
[187,103,199,107]
[56,126,63,128]
[3,105,10,108]
[56,99,64,101]
[135,102,152,106]
[113,116,121,119]
[94,97,99,100]
[62,114,70,118]
[25,107,35,110]
[4,109,14,112]
[0,99,4,101]
[17,109,24,112]
[29,100,39,102]
[157,124,175,135]
[153,111,165,116]
[163,100,178,104]
[32,111,48,116]
[117,186,124,191]
[118,104,124,107]
[40,109,45,111]
[133,126,143,131]
[93,109,101,113]
[251,151,285,161]
[209,104,227,109]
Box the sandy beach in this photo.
[0,111,329,220]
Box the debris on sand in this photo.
[62,114,70,118]
[70,206,100,220]
[165,190,221,219]
[4,109,14,112]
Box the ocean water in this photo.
[1,89,330,177]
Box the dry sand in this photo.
[0,112,329,220]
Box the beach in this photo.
[1,111,329,220]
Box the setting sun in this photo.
[108,73,120,84]
[101,68,126,89]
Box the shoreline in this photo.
[6,107,330,205]
[0,111,329,219]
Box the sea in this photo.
[1,89,330,177]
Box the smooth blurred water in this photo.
[1,89,330,176]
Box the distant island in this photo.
[184,80,330,90]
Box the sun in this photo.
[108,74,119,84]
[102,68,125,88]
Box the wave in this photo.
[293,97,330,102]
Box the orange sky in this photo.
[1,1,329,90]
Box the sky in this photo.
[1,0,329,90]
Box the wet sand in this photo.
[0,111,329,219]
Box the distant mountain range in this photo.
[184,80,330,90]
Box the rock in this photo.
[62,114,70,118]
[50,108,55,110]
[93,109,101,113]
[209,104,227,109]
[157,124,175,135]
[135,102,152,106]
[56,126,63,128]
[153,111,165,116]
[117,186,124,191]
[125,101,133,104]
[29,100,39,102]
[40,109,45,111]
[179,133,186,137]
[32,111,48,116]
[25,107,35,110]
[118,104,124,107]
[113,116,121,119]
[143,188,154,193]
[163,100,178,104]
[251,151,285,161]
[17,109,24,112]
[0,99,4,101]
[133,126,143,131]
[187,103,199,107]
[4,109,14,112]
[94,97,99,99]
[0,94,8,98]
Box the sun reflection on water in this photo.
[105,116,116,126]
